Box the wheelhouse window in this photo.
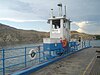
[52,19,60,29]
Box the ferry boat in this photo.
[0,3,91,75]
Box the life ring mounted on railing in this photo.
[62,40,67,47]
[29,49,37,60]
[60,38,67,48]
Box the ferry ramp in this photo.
[31,47,100,75]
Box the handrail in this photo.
[0,42,90,75]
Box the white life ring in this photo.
[29,49,37,59]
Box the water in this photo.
[0,40,100,49]
[0,43,42,49]
[90,40,100,47]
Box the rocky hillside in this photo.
[71,31,96,40]
[0,23,97,47]
[0,23,49,46]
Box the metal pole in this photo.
[51,9,53,18]
[89,40,90,47]
[49,49,51,59]
[84,41,85,48]
[67,42,70,53]
[24,47,27,67]
[2,49,5,75]
[38,46,40,63]
[82,41,83,49]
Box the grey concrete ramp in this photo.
[89,48,100,75]
[89,59,100,75]
[30,48,99,75]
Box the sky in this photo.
[0,0,100,34]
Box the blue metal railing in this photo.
[0,41,91,75]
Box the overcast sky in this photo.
[0,0,100,34]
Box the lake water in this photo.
[90,40,100,47]
[0,40,99,49]
[0,43,42,49]
[0,40,100,49]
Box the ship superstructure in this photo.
[43,4,71,55]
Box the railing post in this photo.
[43,49,45,62]
[38,46,41,63]
[49,49,51,59]
[67,42,70,53]
[2,49,5,75]
[89,40,90,47]
[82,41,83,49]
[24,47,27,67]
[83,41,85,48]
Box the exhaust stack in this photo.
[57,3,62,17]
[64,6,66,18]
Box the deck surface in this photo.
[89,48,100,75]
[30,48,100,75]
[89,58,100,75]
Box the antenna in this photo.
[51,9,53,18]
